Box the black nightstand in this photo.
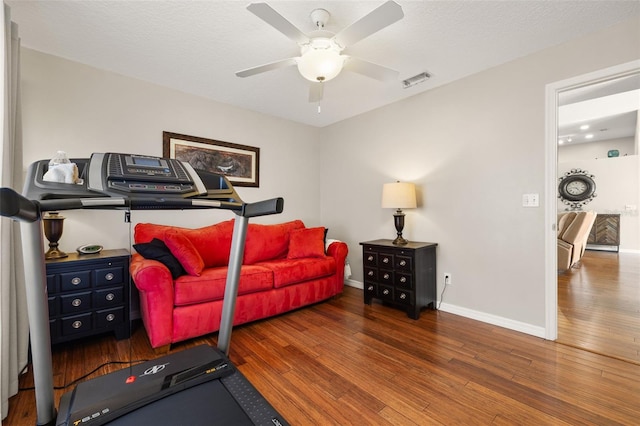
[46,249,133,344]
[360,240,437,319]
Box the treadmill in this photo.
[0,152,288,426]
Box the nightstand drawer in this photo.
[61,313,92,336]
[395,272,413,289]
[60,270,91,292]
[96,307,124,328]
[379,253,394,268]
[363,251,378,267]
[94,287,124,308]
[379,285,394,302]
[364,282,378,298]
[395,289,413,306]
[395,255,412,272]
[379,269,394,284]
[95,266,124,286]
[364,267,378,281]
[60,291,92,314]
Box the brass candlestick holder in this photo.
[43,212,68,259]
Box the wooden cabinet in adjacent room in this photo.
[587,213,620,252]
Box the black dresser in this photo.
[360,240,437,319]
[46,249,132,344]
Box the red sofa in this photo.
[130,219,348,351]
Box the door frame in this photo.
[544,59,640,340]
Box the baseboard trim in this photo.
[619,248,640,254]
[344,280,545,338]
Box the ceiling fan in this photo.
[235,1,404,103]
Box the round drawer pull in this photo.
[382,258,389,263]
[105,273,114,281]
[368,271,374,276]
[399,260,407,266]
[106,314,116,322]
[367,285,374,291]
[383,273,390,280]
[383,289,389,295]
[400,277,407,283]
[71,298,82,307]
[71,277,81,285]
[400,293,407,300]
[105,293,115,301]
[367,255,374,261]
[72,320,82,329]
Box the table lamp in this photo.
[382,182,417,245]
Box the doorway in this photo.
[545,60,640,361]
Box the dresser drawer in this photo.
[60,291,92,314]
[95,266,124,286]
[364,267,378,282]
[94,287,124,308]
[395,272,413,289]
[378,253,394,268]
[379,269,394,285]
[46,274,57,294]
[61,313,92,336]
[395,289,414,306]
[364,282,378,298]
[379,285,394,302]
[96,307,125,328]
[395,255,412,272]
[363,251,378,267]
[60,270,91,292]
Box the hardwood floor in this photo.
[5,286,640,425]
[558,249,640,365]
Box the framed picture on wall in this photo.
[163,131,260,187]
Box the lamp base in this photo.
[45,247,68,260]
[392,236,409,246]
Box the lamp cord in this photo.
[437,282,448,310]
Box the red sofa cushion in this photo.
[259,257,336,288]
[243,220,305,264]
[164,230,205,276]
[287,227,326,259]
[173,264,274,306]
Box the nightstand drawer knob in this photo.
[106,314,115,322]
[367,285,374,291]
[400,277,407,283]
[72,320,82,329]
[72,298,82,307]
[367,255,374,261]
[382,258,389,264]
[383,273,390,280]
[71,277,82,285]
[106,293,115,301]
[368,271,374,276]
[399,260,407,266]
[400,293,407,300]
[105,273,114,281]
[383,289,389,295]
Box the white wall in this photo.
[558,137,635,161]
[20,49,322,252]
[319,16,640,333]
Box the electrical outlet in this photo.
[444,273,452,286]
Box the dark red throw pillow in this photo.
[164,230,205,276]
[287,227,326,259]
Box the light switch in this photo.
[522,193,539,207]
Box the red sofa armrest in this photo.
[326,241,349,294]
[130,253,175,348]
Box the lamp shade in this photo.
[381,182,417,209]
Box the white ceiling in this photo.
[6,0,640,128]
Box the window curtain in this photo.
[0,2,28,420]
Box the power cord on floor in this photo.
[437,282,448,310]
[19,359,149,391]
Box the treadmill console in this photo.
[88,153,208,196]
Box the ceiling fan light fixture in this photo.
[297,43,345,82]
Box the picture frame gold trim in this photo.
[163,131,260,187]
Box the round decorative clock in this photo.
[558,169,596,210]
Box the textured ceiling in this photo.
[6,1,640,127]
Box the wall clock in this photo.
[558,169,596,210]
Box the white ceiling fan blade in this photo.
[309,81,323,103]
[236,57,298,78]
[247,3,310,45]
[333,1,404,48]
[343,57,399,82]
